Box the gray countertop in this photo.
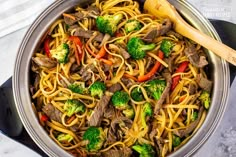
[0,0,236,157]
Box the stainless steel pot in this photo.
[13,0,230,156]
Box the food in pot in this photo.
[30,0,212,156]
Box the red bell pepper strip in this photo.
[40,114,48,122]
[69,36,83,65]
[138,50,164,82]
[171,61,189,91]
[44,37,51,57]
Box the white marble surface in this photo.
[0,0,235,157]
[0,132,40,157]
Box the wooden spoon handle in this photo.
[176,17,236,66]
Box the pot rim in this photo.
[13,0,230,157]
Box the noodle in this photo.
[30,0,212,156]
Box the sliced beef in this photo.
[32,57,57,69]
[188,84,197,95]
[166,30,183,40]
[142,18,172,43]
[154,71,172,114]
[120,47,130,59]
[196,74,213,92]
[173,107,204,138]
[73,28,104,42]
[164,56,175,73]
[70,63,80,73]
[64,6,99,26]
[121,78,133,88]
[102,147,132,157]
[184,45,208,68]
[108,83,122,93]
[104,105,117,119]
[79,65,92,81]
[42,103,62,123]
[107,117,132,144]
[101,63,110,72]
[88,95,111,126]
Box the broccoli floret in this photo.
[127,38,155,59]
[191,111,198,121]
[132,144,155,157]
[160,39,175,57]
[141,102,153,128]
[127,37,156,60]
[96,13,123,36]
[122,106,135,119]
[68,83,85,94]
[146,79,166,100]
[112,91,130,110]
[83,126,105,152]
[199,90,211,109]
[125,20,142,33]
[57,133,73,143]
[64,99,85,117]
[50,43,70,63]
[131,87,144,102]
[172,134,181,147]
[89,81,106,98]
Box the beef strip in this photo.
[32,57,57,68]
[107,117,132,144]
[184,45,208,68]
[73,28,104,42]
[154,71,172,115]
[104,105,117,119]
[120,47,130,59]
[164,56,175,73]
[42,103,62,123]
[142,18,172,43]
[121,78,133,88]
[88,95,111,126]
[108,83,122,93]
[173,107,204,138]
[188,84,197,95]
[79,65,92,81]
[166,30,183,40]
[101,63,110,72]
[196,74,213,92]
[70,63,80,73]
[64,6,99,26]
[101,147,132,157]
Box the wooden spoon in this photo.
[144,0,236,66]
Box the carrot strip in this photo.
[96,45,106,59]
[85,43,96,57]
[124,73,138,82]
[62,13,76,20]
[66,115,76,124]
[100,58,113,65]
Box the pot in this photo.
[13,0,230,156]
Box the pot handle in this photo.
[209,19,236,85]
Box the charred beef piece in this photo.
[73,28,104,42]
[173,107,204,138]
[166,30,183,40]
[108,83,122,93]
[42,103,62,123]
[32,57,57,69]
[107,117,132,144]
[142,18,172,43]
[164,56,175,73]
[79,65,92,81]
[101,147,132,157]
[154,71,172,114]
[88,95,111,126]
[196,74,213,92]
[184,45,208,68]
